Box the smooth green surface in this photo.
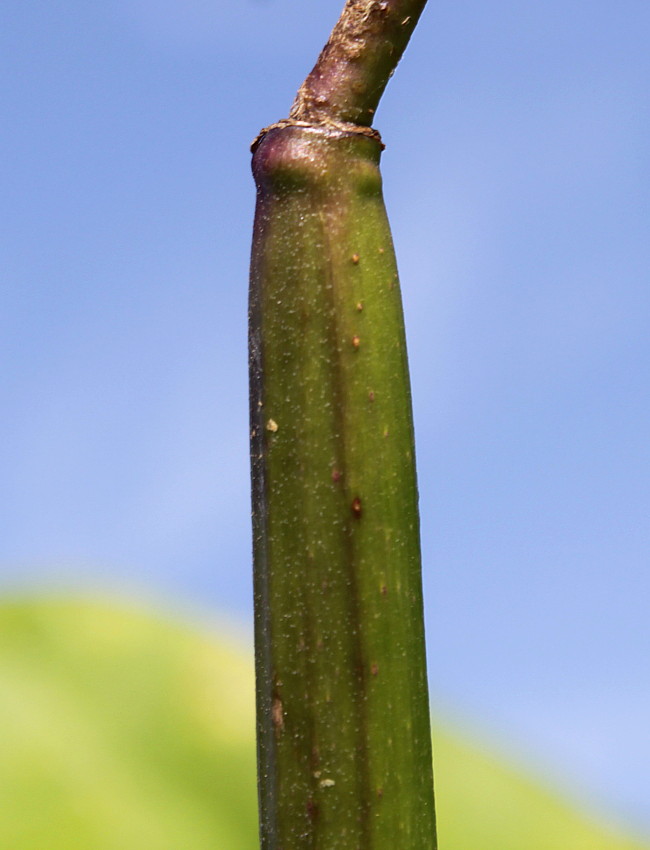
[0,596,257,850]
[0,595,647,850]
[250,125,434,847]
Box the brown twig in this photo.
[290,0,430,127]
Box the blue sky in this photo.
[2,0,649,835]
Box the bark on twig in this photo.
[290,0,429,127]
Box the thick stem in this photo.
[250,126,436,849]
[249,1,434,847]
[290,0,429,127]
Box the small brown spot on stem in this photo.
[378,247,385,254]
[266,418,278,433]
[380,584,388,596]
[331,468,342,482]
[351,253,360,264]
[368,390,375,402]
[370,662,379,676]
[356,301,363,312]
[377,787,384,799]
[272,697,284,733]
[352,335,360,349]
[351,497,362,518]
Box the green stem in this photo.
[249,3,434,848]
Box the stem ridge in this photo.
[251,119,383,154]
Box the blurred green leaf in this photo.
[0,596,645,850]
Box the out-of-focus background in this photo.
[2,0,649,846]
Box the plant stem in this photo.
[291,0,430,127]
[249,2,434,848]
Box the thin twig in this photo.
[290,0,429,126]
